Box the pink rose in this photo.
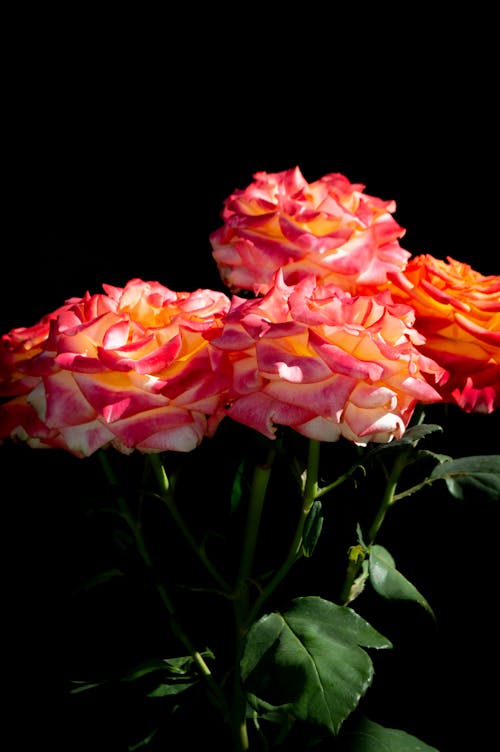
[210,166,410,296]
[0,279,231,456]
[388,254,500,413]
[211,272,444,445]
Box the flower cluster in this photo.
[209,166,410,296]
[0,280,231,456]
[1,167,498,457]
[387,254,500,412]
[211,272,444,444]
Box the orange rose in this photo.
[210,166,410,296]
[388,255,500,413]
[0,279,231,456]
[211,272,444,445]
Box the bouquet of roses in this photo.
[1,167,498,751]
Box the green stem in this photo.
[247,439,321,627]
[236,447,276,606]
[97,451,229,717]
[366,450,409,545]
[231,446,276,752]
[391,477,434,503]
[147,453,232,593]
[339,449,410,604]
[314,460,365,499]
[303,439,321,512]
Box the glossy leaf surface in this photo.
[241,596,392,734]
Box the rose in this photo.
[209,166,410,296]
[387,255,500,413]
[210,271,445,445]
[0,279,231,456]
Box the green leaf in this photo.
[75,568,124,593]
[369,424,443,455]
[147,678,197,697]
[122,650,215,683]
[302,499,324,557]
[241,596,392,735]
[70,679,109,694]
[339,715,439,751]
[121,658,188,683]
[128,728,160,751]
[368,546,435,619]
[395,423,444,445]
[429,455,500,501]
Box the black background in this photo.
[3,8,500,751]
